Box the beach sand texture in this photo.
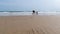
[0,15,60,34]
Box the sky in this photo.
[0,0,60,11]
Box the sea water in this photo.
[0,11,60,16]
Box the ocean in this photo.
[0,11,60,16]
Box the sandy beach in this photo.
[0,15,60,34]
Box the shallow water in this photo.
[0,11,60,16]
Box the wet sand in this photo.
[0,15,60,34]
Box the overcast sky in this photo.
[0,0,60,11]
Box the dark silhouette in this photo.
[32,10,35,14]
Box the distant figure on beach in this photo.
[32,10,35,15]
[32,10,38,15]
[36,11,38,15]
[32,10,35,14]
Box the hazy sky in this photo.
[0,0,60,11]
